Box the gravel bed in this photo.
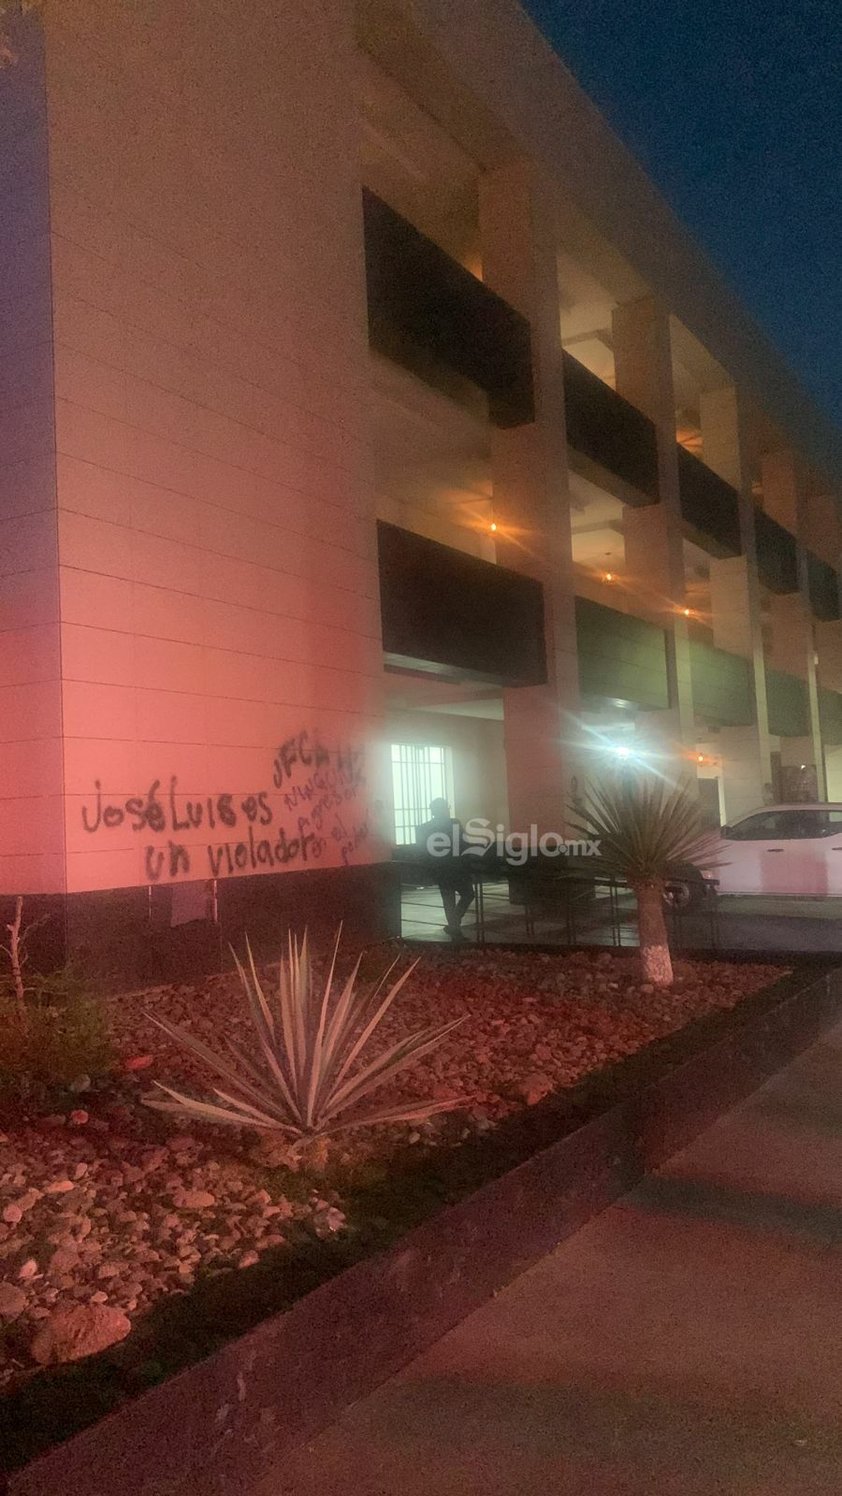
[0,946,784,1392]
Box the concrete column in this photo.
[613,298,693,776]
[699,387,743,490]
[700,385,772,813]
[803,483,842,571]
[621,505,674,624]
[709,556,754,658]
[767,592,810,679]
[480,160,581,833]
[816,620,842,797]
[826,748,842,800]
[798,594,825,806]
[816,620,842,692]
[761,448,800,533]
[761,448,825,798]
[719,726,772,822]
[642,708,689,776]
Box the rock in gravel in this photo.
[140,1148,167,1173]
[0,1282,27,1319]
[44,1179,75,1196]
[31,1303,131,1364]
[49,1246,81,1275]
[2,1204,22,1225]
[249,1136,298,1170]
[18,1258,38,1281]
[513,1071,554,1106]
[177,1190,216,1210]
[17,1189,41,1213]
[167,1135,197,1155]
[470,1107,494,1134]
[311,1205,346,1238]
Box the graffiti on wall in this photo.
[80,730,371,883]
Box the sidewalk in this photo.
[261,1018,842,1496]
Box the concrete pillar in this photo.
[699,387,743,490]
[803,483,842,570]
[613,298,694,778]
[767,592,810,679]
[719,727,772,823]
[817,620,842,693]
[816,620,842,797]
[826,747,842,800]
[622,505,674,624]
[761,448,825,798]
[761,448,800,533]
[700,385,772,813]
[640,707,689,776]
[480,160,581,833]
[795,559,824,804]
[710,556,754,659]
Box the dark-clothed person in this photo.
[415,797,475,941]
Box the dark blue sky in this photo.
[522,0,842,429]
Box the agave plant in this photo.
[144,930,461,1152]
[571,775,721,988]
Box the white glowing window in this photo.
[390,743,454,846]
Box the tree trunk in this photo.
[7,896,27,1019]
[634,882,673,987]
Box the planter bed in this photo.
[2,947,838,1494]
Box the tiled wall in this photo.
[0,12,64,895]
[34,0,383,896]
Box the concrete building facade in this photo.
[2,0,842,978]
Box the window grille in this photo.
[390,743,454,845]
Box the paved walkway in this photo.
[400,883,842,953]
[261,1018,842,1496]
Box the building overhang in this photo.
[358,0,842,494]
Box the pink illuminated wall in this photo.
[0,12,65,895]
[1,0,384,897]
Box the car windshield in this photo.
[728,809,842,841]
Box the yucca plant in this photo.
[571,776,721,988]
[144,930,462,1157]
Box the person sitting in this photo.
[415,797,475,942]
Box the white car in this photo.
[716,803,842,897]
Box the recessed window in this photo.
[390,743,454,845]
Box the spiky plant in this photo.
[144,931,461,1154]
[571,776,721,987]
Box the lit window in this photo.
[390,743,454,845]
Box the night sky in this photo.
[522,0,842,429]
